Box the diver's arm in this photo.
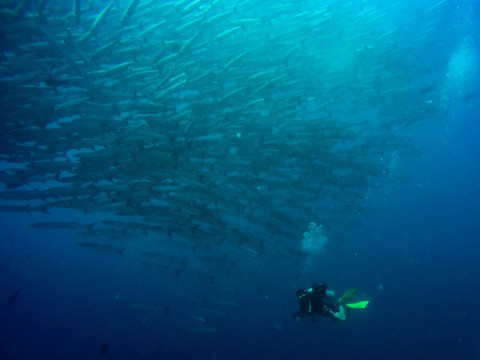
[294,304,310,318]
[292,310,308,323]
[293,299,312,320]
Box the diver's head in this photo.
[296,289,306,300]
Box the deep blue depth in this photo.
[1,96,479,360]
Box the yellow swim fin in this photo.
[339,289,355,304]
[345,300,369,309]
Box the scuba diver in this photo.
[292,283,368,322]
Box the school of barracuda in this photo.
[0,0,447,284]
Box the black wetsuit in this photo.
[293,284,337,319]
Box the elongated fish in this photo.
[79,0,114,42]
[38,24,82,74]
[31,221,87,229]
[78,243,124,255]
[184,327,218,333]
[8,289,22,305]
[121,0,140,28]
[73,0,81,26]
[99,341,109,357]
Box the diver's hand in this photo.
[323,304,335,316]
[292,312,303,322]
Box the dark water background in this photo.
[1,0,480,359]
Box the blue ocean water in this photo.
[1,0,480,359]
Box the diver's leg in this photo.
[326,290,336,299]
[333,304,346,321]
